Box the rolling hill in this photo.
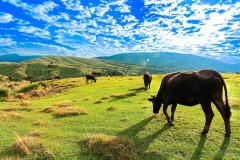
[97,52,240,73]
[0,55,166,81]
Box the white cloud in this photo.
[0,38,16,46]
[0,12,15,23]
[18,26,50,38]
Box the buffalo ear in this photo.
[148,97,154,102]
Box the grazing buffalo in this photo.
[148,70,231,137]
[86,74,97,84]
[55,75,61,80]
[143,72,152,91]
[39,82,47,89]
[92,72,101,76]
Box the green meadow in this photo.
[0,74,240,159]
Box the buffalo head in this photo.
[148,95,162,114]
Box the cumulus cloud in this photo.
[0,12,15,23]
[0,37,16,46]
[18,26,50,38]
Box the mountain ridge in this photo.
[0,54,41,62]
[97,52,240,73]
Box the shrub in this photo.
[17,84,39,93]
[0,89,8,97]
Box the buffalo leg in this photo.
[170,103,177,122]
[201,101,214,135]
[163,104,173,126]
[213,100,231,137]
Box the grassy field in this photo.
[0,73,240,159]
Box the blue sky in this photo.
[0,0,239,64]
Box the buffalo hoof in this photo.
[168,122,174,127]
[225,133,231,137]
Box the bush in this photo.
[0,89,8,97]
[17,84,39,93]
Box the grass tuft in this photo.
[42,106,58,113]
[54,107,87,117]
[95,100,102,104]
[19,100,31,106]
[79,134,138,160]
[12,135,55,159]
[53,100,74,107]
[107,106,116,111]
[101,96,109,100]
[0,111,23,120]
[32,120,47,126]
[28,131,43,137]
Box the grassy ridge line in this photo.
[0,55,166,81]
[0,74,239,159]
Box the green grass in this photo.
[0,74,240,159]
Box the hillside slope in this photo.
[98,52,240,73]
[0,55,166,81]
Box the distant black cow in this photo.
[39,82,47,89]
[143,72,152,91]
[86,74,97,84]
[55,75,61,80]
[148,70,231,137]
[92,72,101,76]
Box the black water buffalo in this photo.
[148,70,231,137]
[92,72,101,76]
[143,72,152,91]
[86,74,97,84]
[55,75,61,80]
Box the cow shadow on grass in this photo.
[213,137,230,160]
[117,116,169,159]
[78,116,169,159]
[190,135,207,160]
[190,135,230,160]
[108,87,145,102]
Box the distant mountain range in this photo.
[1,53,239,76]
[0,54,41,62]
[98,52,240,73]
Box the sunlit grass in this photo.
[0,74,239,159]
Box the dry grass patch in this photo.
[14,93,29,100]
[54,107,87,117]
[32,120,47,126]
[28,131,43,137]
[126,92,138,96]
[95,100,102,104]
[0,111,23,120]
[84,97,90,101]
[107,106,116,111]
[79,134,138,160]
[19,100,31,106]
[42,100,75,113]
[42,106,58,113]
[101,96,109,100]
[110,94,124,98]
[12,136,55,159]
[1,106,34,112]
[229,98,240,109]
[53,100,74,107]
